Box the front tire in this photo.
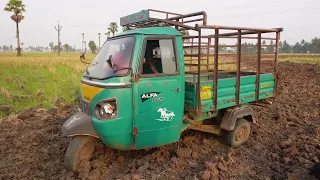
[224,118,251,148]
[64,136,96,171]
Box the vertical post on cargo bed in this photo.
[236,30,241,105]
[213,28,219,112]
[207,38,211,70]
[197,29,202,114]
[191,38,194,71]
[274,31,280,98]
[255,31,262,102]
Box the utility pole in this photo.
[84,41,87,52]
[82,33,85,52]
[54,21,62,56]
[98,33,101,52]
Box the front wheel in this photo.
[224,118,251,148]
[64,136,96,171]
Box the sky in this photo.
[0,0,319,49]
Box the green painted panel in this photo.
[135,126,181,148]
[91,87,133,149]
[184,73,275,113]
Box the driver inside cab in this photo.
[143,43,163,74]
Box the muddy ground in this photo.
[0,62,319,180]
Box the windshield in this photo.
[86,36,134,79]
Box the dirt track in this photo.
[0,62,319,180]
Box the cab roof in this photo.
[114,27,182,37]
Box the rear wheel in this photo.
[64,136,96,171]
[224,118,251,148]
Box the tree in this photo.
[3,45,10,52]
[278,41,283,53]
[281,40,292,53]
[10,45,13,52]
[311,37,320,53]
[53,45,61,52]
[63,44,70,53]
[105,31,111,39]
[262,40,267,52]
[292,42,301,53]
[88,40,97,54]
[179,29,190,43]
[4,0,26,56]
[49,42,54,52]
[267,40,274,53]
[0,46,1,52]
[107,22,118,36]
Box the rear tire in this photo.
[64,136,96,172]
[224,118,251,148]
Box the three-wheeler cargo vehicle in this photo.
[62,9,283,171]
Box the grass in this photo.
[0,52,319,117]
[279,54,320,64]
[0,52,96,116]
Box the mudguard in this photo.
[61,111,98,137]
[220,105,255,131]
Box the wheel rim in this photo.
[235,126,249,143]
[79,140,94,161]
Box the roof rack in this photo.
[120,9,207,31]
[120,9,283,34]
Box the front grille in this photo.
[80,100,92,116]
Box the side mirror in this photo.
[80,52,90,64]
[107,55,114,68]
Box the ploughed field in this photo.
[0,54,320,179]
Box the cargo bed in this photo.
[184,72,275,113]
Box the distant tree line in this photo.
[0,44,81,53]
[279,38,320,53]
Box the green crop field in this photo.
[0,52,96,116]
[0,52,319,117]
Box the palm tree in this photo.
[4,0,26,56]
[107,22,118,36]
[105,31,110,38]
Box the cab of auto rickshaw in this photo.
[62,26,187,152]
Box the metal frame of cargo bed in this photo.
[122,9,283,115]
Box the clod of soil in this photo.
[0,62,319,179]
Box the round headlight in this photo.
[95,99,118,120]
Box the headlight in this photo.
[95,98,118,120]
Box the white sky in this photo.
[0,0,319,48]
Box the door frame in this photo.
[137,35,180,78]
